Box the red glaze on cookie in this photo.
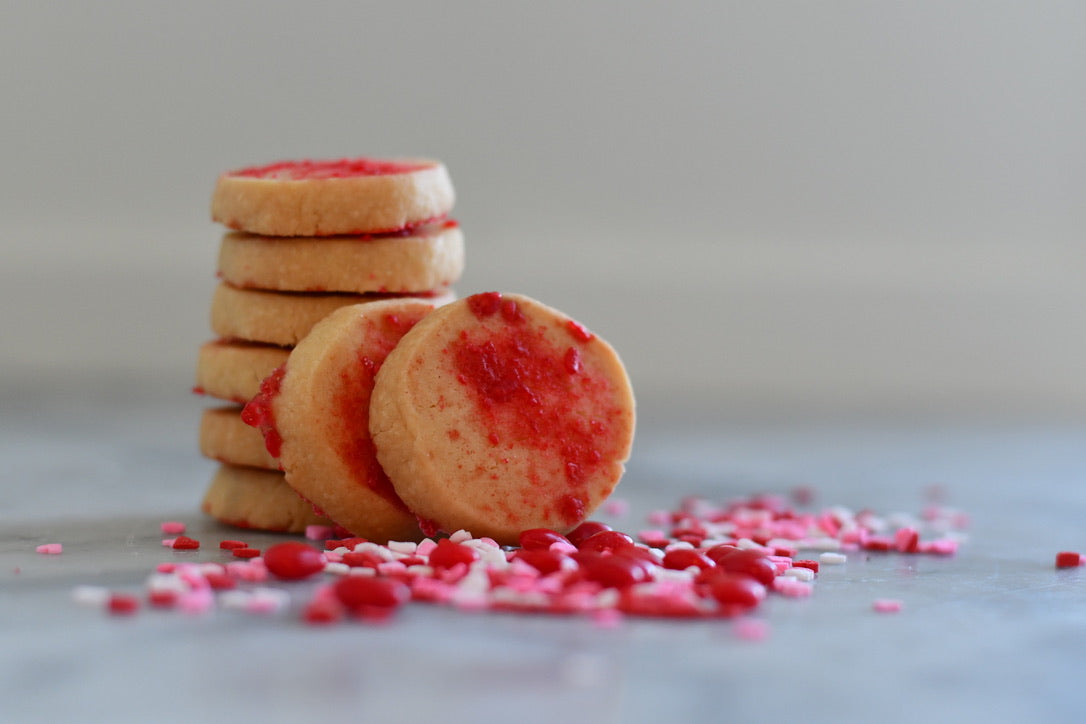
[228,158,432,180]
[211,157,455,237]
[328,312,418,512]
[451,293,623,526]
[242,366,285,459]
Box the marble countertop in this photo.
[4,381,1085,723]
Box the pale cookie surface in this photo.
[201,464,332,533]
[211,157,455,236]
[199,406,279,471]
[370,292,636,545]
[195,340,289,403]
[217,222,464,294]
[243,299,436,543]
[211,282,456,347]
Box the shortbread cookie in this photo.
[210,282,456,347]
[194,340,289,403]
[211,157,455,237]
[201,464,331,533]
[217,222,464,294]
[370,292,635,545]
[243,299,437,542]
[199,406,278,470]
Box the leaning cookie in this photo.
[217,222,463,294]
[211,157,455,237]
[369,292,636,545]
[242,299,437,543]
[201,464,332,533]
[210,282,456,347]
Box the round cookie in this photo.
[211,157,455,237]
[210,282,456,347]
[195,340,289,403]
[201,464,332,533]
[199,406,279,470]
[242,299,437,542]
[217,222,464,294]
[370,292,636,545]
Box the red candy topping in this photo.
[1055,551,1083,569]
[263,542,326,580]
[108,594,140,616]
[466,291,502,319]
[228,158,431,180]
[171,536,200,551]
[329,314,424,511]
[452,293,622,526]
[242,365,285,459]
[334,576,411,611]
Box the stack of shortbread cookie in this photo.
[194,158,463,533]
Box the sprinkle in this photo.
[415,539,438,557]
[35,543,63,555]
[219,539,248,550]
[602,498,630,518]
[638,530,670,548]
[177,589,215,615]
[160,521,186,535]
[246,588,290,614]
[783,567,815,582]
[232,548,261,559]
[733,618,770,641]
[305,525,334,541]
[108,593,140,616]
[171,536,200,551]
[72,585,110,607]
[591,608,624,629]
[873,598,904,613]
[1055,551,1083,569]
[819,552,847,565]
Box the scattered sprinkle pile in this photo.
[68,492,970,630]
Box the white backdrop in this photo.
[2,1,1083,419]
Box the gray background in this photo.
[2,0,1084,420]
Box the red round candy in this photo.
[715,549,778,586]
[334,576,411,609]
[576,551,652,589]
[427,539,479,569]
[514,549,566,576]
[518,528,571,551]
[578,530,635,553]
[705,544,739,564]
[709,573,767,610]
[662,548,714,571]
[263,542,325,580]
[567,521,612,547]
